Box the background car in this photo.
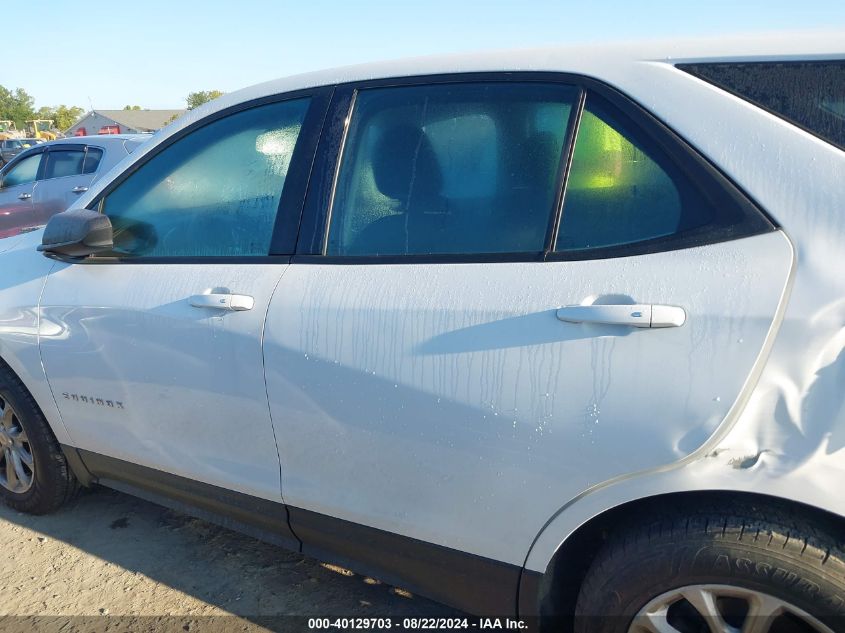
[0,139,26,165]
[0,134,147,239]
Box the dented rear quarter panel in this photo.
[525,49,845,574]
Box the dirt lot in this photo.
[0,487,459,632]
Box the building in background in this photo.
[65,109,186,136]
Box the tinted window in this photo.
[45,149,86,179]
[679,61,845,151]
[101,98,310,257]
[1,153,41,188]
[327,83,576,256]
[556,94,714,252]
[82,148,103,174]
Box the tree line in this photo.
[0,85,225,132]
[0,85,84,131]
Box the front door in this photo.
[0,150,43,238]
[39,94,321,504]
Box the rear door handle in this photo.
[71,186,88,194]
[17,193,31,200]
[189,293,254,311]
[556,304,686,328]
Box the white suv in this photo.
[0,34,843,632]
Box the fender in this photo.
[0,230,73,446]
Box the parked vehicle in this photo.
[0,139,27,165]
[0,120,23,141]
[0,135,147,238]
[24,119,62,141]
[0,35,843,632]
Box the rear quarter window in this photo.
[678,60,845,151]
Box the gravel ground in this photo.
[0,487,460,632]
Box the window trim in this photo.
[42,144,98,181]
[82,86,334,263]
[293,71,775,265]
[66,72,777,266]
[0,147,46,189]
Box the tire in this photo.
[0,364,78,514]
[574,497,845,633]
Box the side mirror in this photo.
[37,209,113,257]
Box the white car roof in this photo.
[46,134,148,146]
[71,29,844,217]
[152,29,843,143]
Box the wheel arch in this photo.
[520,488,845,622]
[0,348,72,448]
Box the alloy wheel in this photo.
[0,394,34,494]
[629,584,833,633]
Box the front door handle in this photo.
[71,186,88,194]
[556,304,686,328]
[17,193,31,200]
[189,293,254,312]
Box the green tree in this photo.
[0,85,36,127]
[31,104,85,131]
[52,105,85,131]
[186,90,224,110]
[123,105,141,110]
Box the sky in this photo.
[4,0,845,111]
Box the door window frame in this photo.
[293,72,776,264]
[42,143,101,182]
[81,86,334,264]
[73,73,776,267]
[0,148,46,189]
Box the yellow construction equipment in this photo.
[0,120,23,141]
[25,119,61,141]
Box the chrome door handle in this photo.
[71,186,88,193]
[556,304,686,328]
[17,193,31,200]
[189,293,254,311]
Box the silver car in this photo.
[0,135,147,239]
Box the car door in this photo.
[261,77,793,604]
[38,90,329,511]
[0,150,44,238]
[30,144,103,226]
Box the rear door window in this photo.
[556,93,715,251]
[82,148,103,174]
[44,149,87,179]
[326,82,577,256]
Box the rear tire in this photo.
[0,364,78,514]
[574,498,845,632]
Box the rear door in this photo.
[39,90,329,514]
[0,150,44,238]
[261,77,793,604]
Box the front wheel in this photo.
[0,364,78,514]
[574,498,845,632]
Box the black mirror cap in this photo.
[37,208,114,257]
